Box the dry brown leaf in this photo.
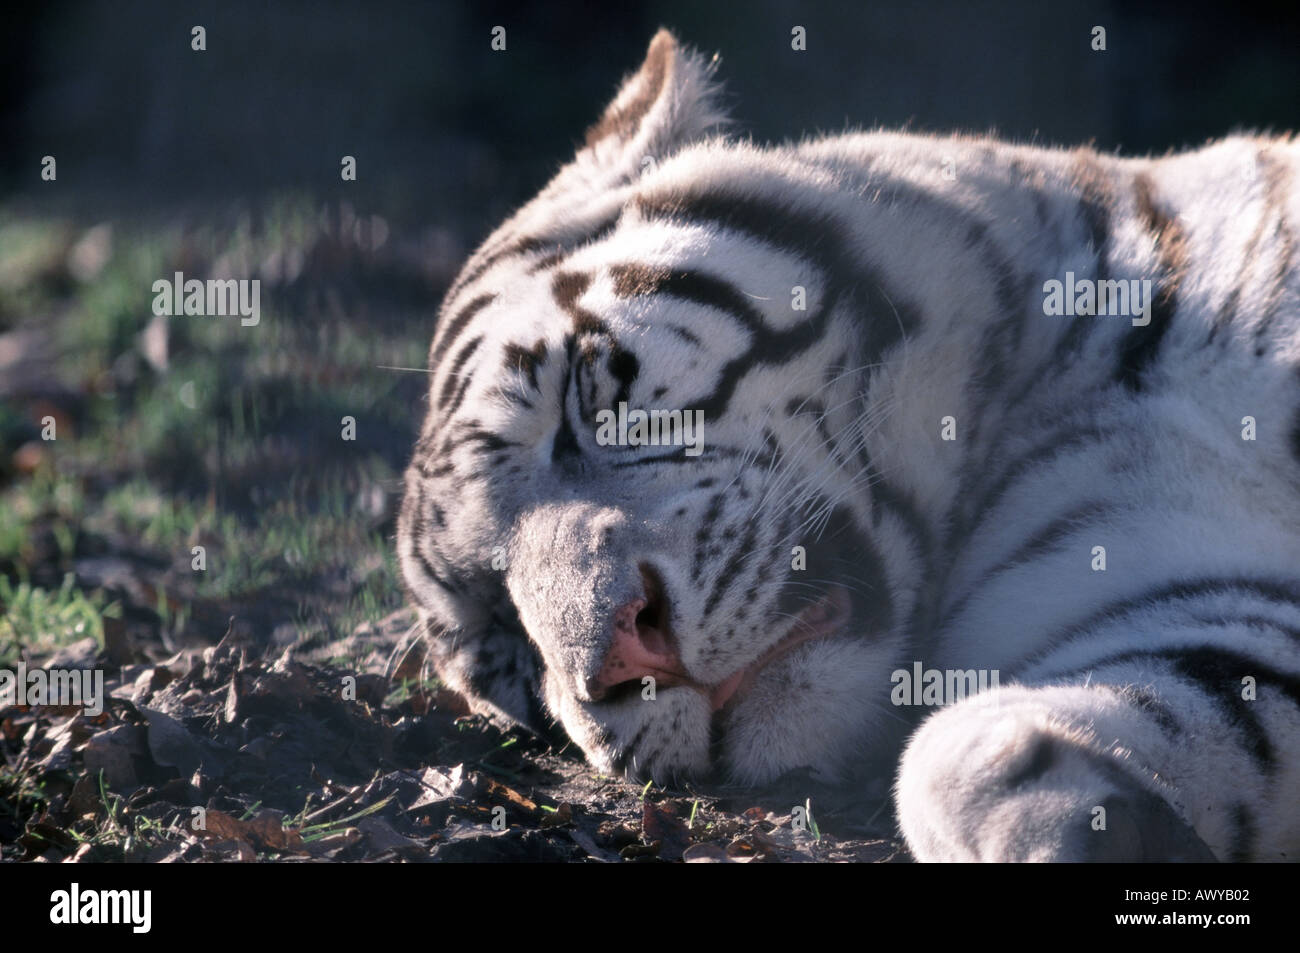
[642,800,689,861]
[539,803,574,829]
[197,808,305,853]
[484,777,537,814]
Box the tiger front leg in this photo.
[894,683,1222,862]
[416,607,549,734]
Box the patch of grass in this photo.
[0,501,29,567]
[2,195,432,665]
[384,675,443,707]
[805,797,822,842]
[97,476,209,546]
[54,771,181,857]
[294,794,395,843]
[97,769,125,835]
[0,218,75,323]
[0,573,121,666]
[62,235,168,379]
[0,469,86,568]
[0,762,57,830]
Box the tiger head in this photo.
[397,30,920,787]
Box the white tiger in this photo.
[396,30,1300,861]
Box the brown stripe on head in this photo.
[1115,172,1190,390]
[552,270,605,340]
[429,292,496,371]
[551,269,640,399]
[610,262,673,297]
[502,338,549,391]
[1133,172,1190,308]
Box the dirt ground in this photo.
[1,608,909,863]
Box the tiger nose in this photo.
[586,597,687,701]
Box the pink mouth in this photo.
[587,584,853,709]
[706,586,852,711]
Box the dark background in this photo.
[3,0,1298,238]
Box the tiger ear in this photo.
[484,31,727,251]
[515,31,728,228]
[578,28,729,176]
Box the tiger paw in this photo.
[895,688,1217,862]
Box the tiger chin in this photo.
[397,30,1300,862]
